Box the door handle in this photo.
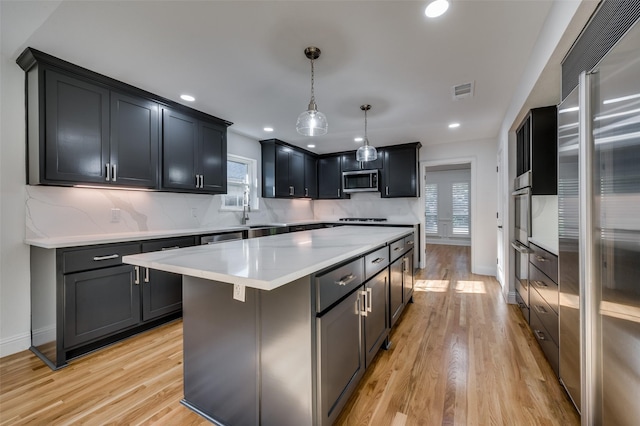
[106,163,111,181]
[144,267,150,283]
[366,288,372,313]
[112,164,117,182]
[134,266,140,285]
[534,304,547,315]
[359,289,368,317]
[533,329,546,341]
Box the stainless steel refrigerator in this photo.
[558,19,640,426]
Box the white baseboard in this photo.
[0,332,31,358]
[472,264,497,276]
[425,237,471,247]
[506,291,517,304]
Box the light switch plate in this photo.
[233,284,245,302]
[110,208,121,223]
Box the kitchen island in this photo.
[123,226,415,426]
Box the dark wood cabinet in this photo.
[304,154,318,198]
[380,143,421,198]
[515,106,557,195]
[389,256,404,327]
[318,154,349,199]
[141,237,195,321]
[364,270,390,367]
[64,264,141,348]
[260,139,314,198]
[43,69,110,184]
[162,108,227,194]
[110,92,159,188]
[18,47,230,192]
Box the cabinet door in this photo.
[63,264,140,348]
[382,146,418,198]
[340,152,361,172]
[141,237,195,321]
[162,108,198,190]
[318,155,347,199]
[317,289,364,425]
[200,120,227,193]
[389,256,404,327]
[45,70,110,184]
[275,145,291,197]
[304,154,318,198]
[365,270,389,367]
[402,250,414,303]
[110,92,159,188]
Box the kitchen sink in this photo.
[246,226,288,239]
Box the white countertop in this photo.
[123,226,413,291]
[25,220,418,249]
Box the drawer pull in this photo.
[93,254,119,261]
[533,329,546,341]
[536,255,548,262]
[534,305,548,315]
[134,266,140,285]
[336,273,357,286]
[393,246,402,251]
[517,302,527,309]
[406,240,414,245]
[371,257,385,264]
[532,280,548,288]
[161,246,181,251]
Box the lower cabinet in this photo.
[141,237,195,321]
[390,256,404,327]
[364,269,390,367]
[63,264,140,348]
[402,249,414,303]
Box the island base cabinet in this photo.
[317,289,365,426]
[364,270,390,367]
[390,256,404,327]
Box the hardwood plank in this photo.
[0,245,579,425]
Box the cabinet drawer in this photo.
[529,264,559,314]
[389,238,405,261]
[529,243,558,283]
[516,290,529,323]
[530,285,559,345]
[530,306,559,377]
[515,277,529,304]
[142,236,195,253]
[62,243,141,274]
[364,246,389,281]
[404,234,415,252]
[316,258,364,313]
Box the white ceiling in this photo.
[3,1,591,154]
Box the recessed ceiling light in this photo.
[448,122,460,128]
[425,0,449,18]
[180,94,195,102]
[354,137,364,142]
[263,127,274,132]
[307,144,316,148]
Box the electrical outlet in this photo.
[110,208,121,223]
[233,284,245,302]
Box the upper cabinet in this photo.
[162,109,227,194]
[260,139,314,198]
[515,106,557,195]
[340,151,384,171]
[380,142,421,198]
[17,47,231,193]
[317,154,350,200]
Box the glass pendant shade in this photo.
[356,104,377,161]
[296,108,328,136]
[356,142,377,161]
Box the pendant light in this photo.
[356,104,377,162]
[296,46,328,136]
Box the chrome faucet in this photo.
[241,202,250,225]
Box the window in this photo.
[220,154,259,211]
[451,182,469,235]
[425,183,438,234]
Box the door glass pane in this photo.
[425,183,438,234]
[451,182,469,235]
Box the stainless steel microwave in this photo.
[342,169,379,193]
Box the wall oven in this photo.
[513,186,531,244]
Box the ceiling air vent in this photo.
[452,81,474,100]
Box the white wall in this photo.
[421,138,498,276]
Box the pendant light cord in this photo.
[364,107,369,147]
[310,58,316,107]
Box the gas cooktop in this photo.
[338,218,388,222]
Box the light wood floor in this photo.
[0,244,579,425]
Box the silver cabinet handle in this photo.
[536,255,548,262]
[533,329,546,341]
[510,241,532,253]
[161,246,181,251]
[305,188,309,197]
[403,256,408,272]
[359,289,368,317]
[112,164,117,182]
[93,254,119,261]
[289,186,294,196]
[337,188,341,198]
[385,186,389,196]
[371,257,385,264]
[534,304,547,314]
[517,302,527,309]
[195,174,200,188]
[406,240,414,246]
[134,266,140,285]
[366,288,372,312]
[393,246,402,251]
[106,163,111,181]
[144,267,149,283]
[272,186,276,197]
[200,175,204,188]
[335,273,357,286]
